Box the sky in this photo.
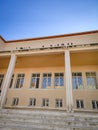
[0,0,98,40]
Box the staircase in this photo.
[0,108,98,130]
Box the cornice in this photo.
[0,30,98,43]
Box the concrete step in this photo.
[0,108,98,130]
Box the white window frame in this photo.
[0,74,4,88]
[29,98,36,106]
[30,73,40,88]
[86,72,97,89]
[55,99,63,108]
[76,99,84,109]
[72,72,83,89]
[42,98,49,107]
[42,73,52,89]
[12,97,19,106]
[15,74,25,88]
[92,100,98,109]
[0,74,4,95]
[54,73,64,86]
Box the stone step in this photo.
[0,115,98,130]
[1,111,98,124]
[0,109,98,130]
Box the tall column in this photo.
[65,50,73,112]
[0,54,17,108]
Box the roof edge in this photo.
[1,30,98,43]
[0,35,6,43]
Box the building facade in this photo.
[0,30,98,112]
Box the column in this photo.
[0,54,17,108]
[64,50,73,112]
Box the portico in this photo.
[0,30,98,112]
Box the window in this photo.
[55,99,63,108]
[54,73,64,86]
[30,73,40,88]
[76,100,84,109]
[42,98,49,107]
[72,72,83,89]
[29,98,36,106]
[42,73,51,89]
[92,100,98,109]
[9,74,14,88]
[0,74,4,94]
[0,74,4,88]
[86,72,97,89]
[15,74,25,88]
[12,98,19,106]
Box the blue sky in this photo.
[0,0,98,40]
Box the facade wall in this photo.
[0,30,98,112]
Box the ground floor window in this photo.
[12,97,19,106]
[76,99,84,109]
[29,98,36,106]
[92,100,98,109]
[42,98,49,107]
[55,99,63,108]
[86,72,97,89]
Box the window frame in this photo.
[85,72,98,89]
[30,73,40,89]
[42,73,52,89]
[15,74,25,89]
[0,74,4,95]
[29,98,36,106]
[76,99,84,109]
[0,74,4,88]
[42,98,49,107]
[54,73,64,87]
[92,100,98,109]
[12,97,19,106]
[72,72,83,89]
[55,99,63,108]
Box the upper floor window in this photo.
[55,99,63,108]
[12,97,19,106]
[42,73,51,89]
[0,74,4,88]
[0,74,4,94]
[72,72,83,89]
[9,74,14,88]
[15,74,25,88]
[86,72,98,89]
[42,98,49,107]
[76,99,84,109]
[92,100,98,109]
[54,73,64,86]
[30,73,40,88]
[29,98,36,106]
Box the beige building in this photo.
[0,30,98,112]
